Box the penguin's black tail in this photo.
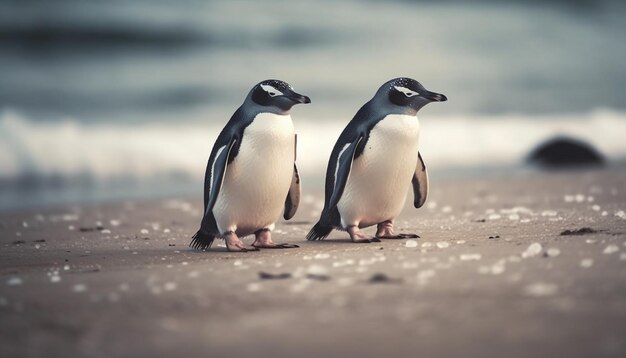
[306,221,333,241]
[190,230,216,250]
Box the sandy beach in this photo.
[1,168,625,357]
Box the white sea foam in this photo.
[1,109,626,187]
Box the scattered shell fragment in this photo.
[521,243,543,258]
[405,240,418,248]
[524,283,558,297]
[603,245,619,254]
[6,277,22,286]
[545,248,561,258]
[580,259,593,268]
[246,283,261,292]
[459,253,482,261]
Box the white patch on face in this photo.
[260,84,284,97]
[394,86,419,97]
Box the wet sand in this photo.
[1,168,626,358]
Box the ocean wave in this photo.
[2,109,626,187]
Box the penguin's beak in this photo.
[422,90,447,102]
[287,91,311,104]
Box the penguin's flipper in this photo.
[412,151,429,208]
[204,138,238,216]
[191,137,238,250]
[328,135,365,211]
[283,163,301,220]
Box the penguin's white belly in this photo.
[337,114,420,228]
[213,113,295,236]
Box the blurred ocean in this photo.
[1,0,626,210]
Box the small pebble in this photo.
[436,242,450,249]
[73,284,87,293]
[258,272,292,280]
[368,273,401,284]
[405,240,418,248]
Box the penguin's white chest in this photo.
[213,113,295,235]
[338,114,420,228]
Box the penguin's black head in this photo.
[250,79,311,113]
[383,77,447,114]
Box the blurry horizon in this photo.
[1,0,626,209]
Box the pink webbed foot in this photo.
[347,226,381,243]
[251,229,299,249]
[375,220,419,239]
[224,231,260,252]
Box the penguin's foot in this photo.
[375,220,420,239]
[252,229,299,249]
[224,232,259,252]
[348,226,381,243]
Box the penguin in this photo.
[306,78,446,243]
[191,79,310,252]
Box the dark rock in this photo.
[527,136,604,168]
[560,227,598,236]
[258,272,292,280]
[79,226,104,232]
[306,273,330,281]
[368,273,402,284]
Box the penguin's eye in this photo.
[260,84,283,97]
[394,85,419,97]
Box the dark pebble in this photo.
[306,273,331,281]
[79,226,104,232]
[560,227,598,236]
[258,272,292,280]
[368,273,402,284]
